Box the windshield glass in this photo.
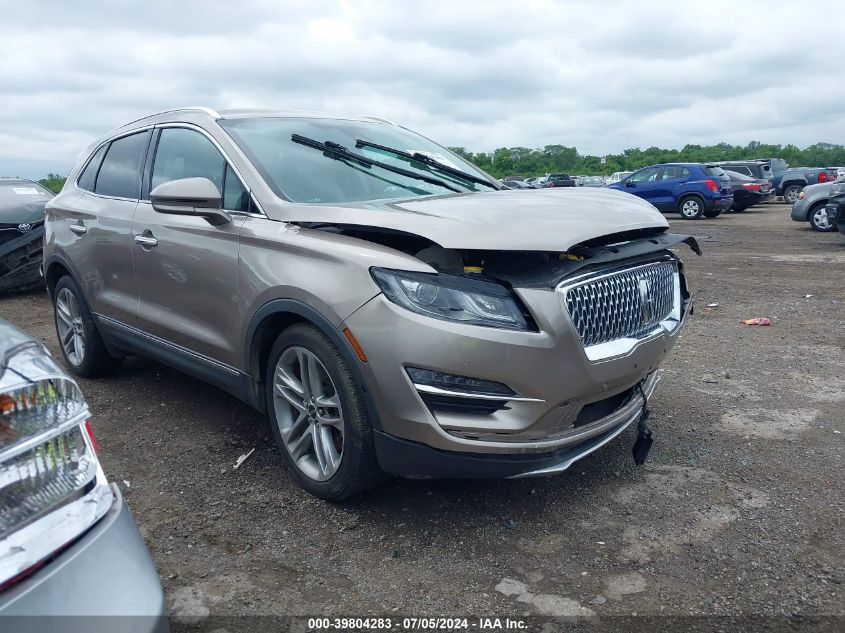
[0,181,54,205]
[220,117,493,203]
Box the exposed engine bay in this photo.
[297,222,701,289]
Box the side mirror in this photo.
[625,180,635,188]
[149,177,231,226]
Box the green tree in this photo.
[39,173,66,193]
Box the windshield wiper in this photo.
[291,134,461,194]
[354,139,499,190]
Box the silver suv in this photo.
[44,108,698,500]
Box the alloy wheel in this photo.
[681,199,701,218]
[811,207,831,231]
[55,288,86,366]
[272,346,344,481]
[784,187,800,204]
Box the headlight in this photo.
[371,268,529,330]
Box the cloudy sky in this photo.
[1,0,842,178]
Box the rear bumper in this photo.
[0,484,168,633]
[704,195,733,212]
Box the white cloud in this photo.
[0,0,842,177]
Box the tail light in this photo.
[818,172,828,183]
[0,343,112,590]
[741,183,762,190]
[703,180,718,192]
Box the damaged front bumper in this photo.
[373,372,659,479]
[0,223,44,293]
[344,238,696,479]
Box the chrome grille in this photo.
[562,260,677,348]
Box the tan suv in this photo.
[44,108,698,499]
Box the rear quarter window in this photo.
[77,145,107,192]
[94,131,150,199]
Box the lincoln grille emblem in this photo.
[638,277,654,321]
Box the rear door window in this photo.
[95,132,150,199]
[77,145,107,192]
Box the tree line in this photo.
[447,141,845,179]
[32,140,845,192]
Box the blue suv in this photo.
[608,163,733,220]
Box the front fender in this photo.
[243,298,383,429]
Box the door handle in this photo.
[134,234,158,248]
[69,224,88,235]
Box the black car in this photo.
[724,170,773,212]
[543,173,576,188]
[716,161,775,189]
[0,178,53,293]
[824,186,845,236]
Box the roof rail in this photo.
[363,115,397,126]
[120,106,222,128]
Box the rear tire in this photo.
[783,184,802,204]
[809,203,835,232]
[703,207,722,218]
[52,276,120,377]
[265,323,386,500]
[678,196,704,220]
[732,204,747,213]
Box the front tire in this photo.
[52,276,119,377]
[809,203,835,232]
[265,323,385,500]
[679,196,704,220]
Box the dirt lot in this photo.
[1,203,843,625]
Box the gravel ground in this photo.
[1,203,843,627]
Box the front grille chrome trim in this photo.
[557,258,683,362]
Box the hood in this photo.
[265,188,668,251]
[0,201,48,225]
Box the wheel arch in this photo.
[677,192,704,207]
[780,179,806,194]
[44,253,80,299]
[244,299,383,430]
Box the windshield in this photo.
[0,181,54,205]
[220,117,494,204]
